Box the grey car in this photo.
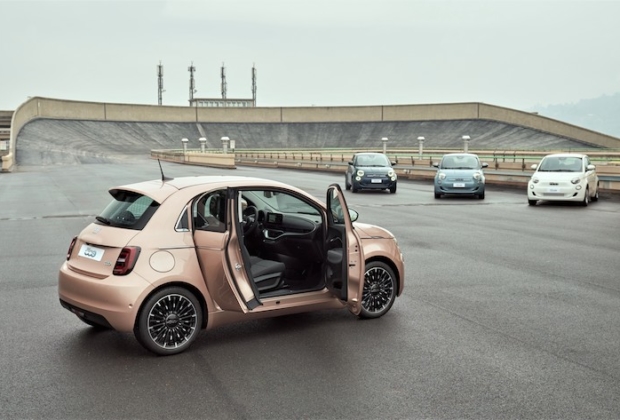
[433,153,488,199]
[345,152,397,194]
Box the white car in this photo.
[527,153,599,206]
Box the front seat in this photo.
[241,245,285,292]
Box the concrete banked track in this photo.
[16,119,591,166]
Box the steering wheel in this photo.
[242,206,258,235]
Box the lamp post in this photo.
[417,136,425,159]
[221,136,230,154]
[199,137,207,153]
[462,135,471,152]
[181,137,189,154]
[381,137,388,154]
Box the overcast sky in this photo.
[1,0,619,111]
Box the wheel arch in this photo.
[364,255,403,296]
[134,281,209,331]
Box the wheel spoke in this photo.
[362,266,394,314]
[147,294,198,349]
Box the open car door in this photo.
[325,183,364,315]
[193,189,260,313]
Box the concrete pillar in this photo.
[230,139,236,153]
[181,137,189,154]
[199,137,207,153]
[221,136,230,154]
[417,136,425,159]
[462,135,470,152]
[381,137,388,154]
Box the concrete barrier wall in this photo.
[4,96,620,172]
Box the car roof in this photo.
[110,175,292,204]
[543,153,588,158]
[442,153,479,157]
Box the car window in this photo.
[194,190,226,232]
[441,155,478,169]
[539,156,583,172]
[355,154,390,167]
[97,190,160,230]
[242,190,320,216]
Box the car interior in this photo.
[239,189,328,298]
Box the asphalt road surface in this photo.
[1,159,619,420]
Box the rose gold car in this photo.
[58,175,405,355]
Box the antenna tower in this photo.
[252,64,257,106]
[221,63,227,102]
[188,62,196,105]
[157,61,164,105]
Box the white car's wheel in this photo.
[591,183,599,202]
[582,187,589,207]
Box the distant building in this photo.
[189,98,255,108]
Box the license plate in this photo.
[547,188,560,193]
[78,244,105,261]
[453,182,465,188]
[371,179,383,183]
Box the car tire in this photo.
[345,175,351,191]
[434,192,441,199]
[134,287,203,356]
[389,183,397,194]
[477,192,485,200]
[358,261,397,319]
[528,199,537,206]
[592,184,599,202]
[351,183,359,193]
[582,187,589,207]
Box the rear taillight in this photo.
[113,247,141,276]
[66,237,77,260]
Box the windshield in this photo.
[538,156,583,172]
[96,190,160,230]
[355,154,391,167]
[440,155,479,170]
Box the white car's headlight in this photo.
[357,169,365,177]
[571,177,581,185]
[531,177,539,184]
[438,172,446,180]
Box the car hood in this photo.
[353,222,395,239]
[531,171,584,181]
[357,166,393,174]
[437,169,481,177]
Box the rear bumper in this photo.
[58,262,153,332]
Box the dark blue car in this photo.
[345,153,397,194]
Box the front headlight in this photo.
[357,169,365,177]
[571,177,580,185]
[473,172,481,180]
[438,172,446,180]
[531,177,539,184]
[387,169,395,177]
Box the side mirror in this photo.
[530,164,538,170]
[587,164,596,171]
[349,209,359,222]
[348,161,354,165]
[481,162,489,168]
[391,161,397,166]
[432,163,439,168]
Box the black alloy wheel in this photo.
[135,287,202,356]
[359,261,397,319]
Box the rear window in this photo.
[96,189,160,230]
